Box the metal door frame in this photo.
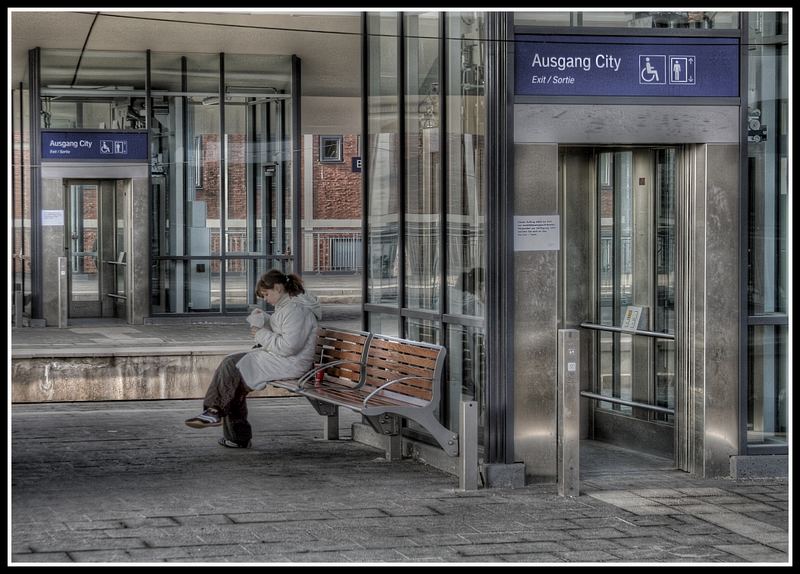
[64,178,129,320]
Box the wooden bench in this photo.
[270,327,459,458]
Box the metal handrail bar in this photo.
[580,322,675,340]
[580,391,675,415]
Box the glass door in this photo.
[66,181,102,318]
[65,179,127,319]
[593,148,677,458]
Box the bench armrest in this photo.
[362,376,429,408]
[297,359,366,390]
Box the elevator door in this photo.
[65,179,129,319]
[591,148,677,458]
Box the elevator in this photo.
[562,146,679,461]
[64,179,131,320]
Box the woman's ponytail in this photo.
[256,269,305,297]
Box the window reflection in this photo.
[748,325,787,445]
[405,13,441,312]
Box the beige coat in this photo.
[236,292,321,391]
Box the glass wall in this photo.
[11,86,32,321]
[746,12,789,448]
[366,13,401,307]
[150,54,293,315]
[37,48,296,315]
[404,13,441,313]
[40,49,147,130]
[365,12,487,438]
[514,11,739,29]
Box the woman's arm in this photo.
[253,301,311,356]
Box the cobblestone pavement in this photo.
[10,398,791,565]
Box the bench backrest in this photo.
[316,327,371,388]
[363,334,446,408]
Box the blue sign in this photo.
[41,131,148,161]
[352,156,362,173]
[515,35,739,97]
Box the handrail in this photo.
[580,322,675,340]
[362,376,429,408]
[297,358,365,390]
[580,391,675,415]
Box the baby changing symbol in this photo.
[639,55,666,85]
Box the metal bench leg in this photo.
[305,398,340,440]
[386,432,402,461]
[323,407,340,440]
[363,413,403,460]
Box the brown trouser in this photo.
[203,352,252,446]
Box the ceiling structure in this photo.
[9,10,363,97]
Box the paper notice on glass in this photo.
[621,306,643,331]
[41,209,64,226]
[514,215,560,251]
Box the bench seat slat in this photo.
[369,337,441,359]
[367,348,438,370]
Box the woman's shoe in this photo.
[184,409,222,428]
[218,437,252,449]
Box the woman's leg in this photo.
[223,382,252,447]
[203,352,252,446]
[203,352,247,412]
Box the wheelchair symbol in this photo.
[639,55,666,85]
[100,141,112,154]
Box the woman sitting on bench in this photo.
[185,269,321,448]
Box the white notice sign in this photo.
[41,209,64,226]
[514,215,560,251]
[621,306,643,330]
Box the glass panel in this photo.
[40,49,146,89]
[367,312,399,337]
[405,317,439,345]
[654,149,677,421]
[405,13,441,312]
[224,100,250,259]
[148,52,296,315]
[514,11,739,29]
[748,325,787,445]
[114,184,126,299]
[446,324,485,438]
[150,259,219,314]
[367,13,400,306]
[150,52,184,92]
[446,13,485,318]
[224,258,265,312]
[581,11,738,29]
[747,16,789,316]
[280,99,295,264]
[598,153,614,326]
[40,49,147,129]
[186,55,223,299]
[187,96,220,258]
[597,152,616,411]
[224,54,292,95]
[598,331,614,402]
[596,148,678,419]
[41,97,146,130]
[514,12,572,26]
[616,152,633,310]
[69,183,99,303]
[12,87,32,317]
[746,12,788,449]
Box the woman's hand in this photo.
[250,327,259,337]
